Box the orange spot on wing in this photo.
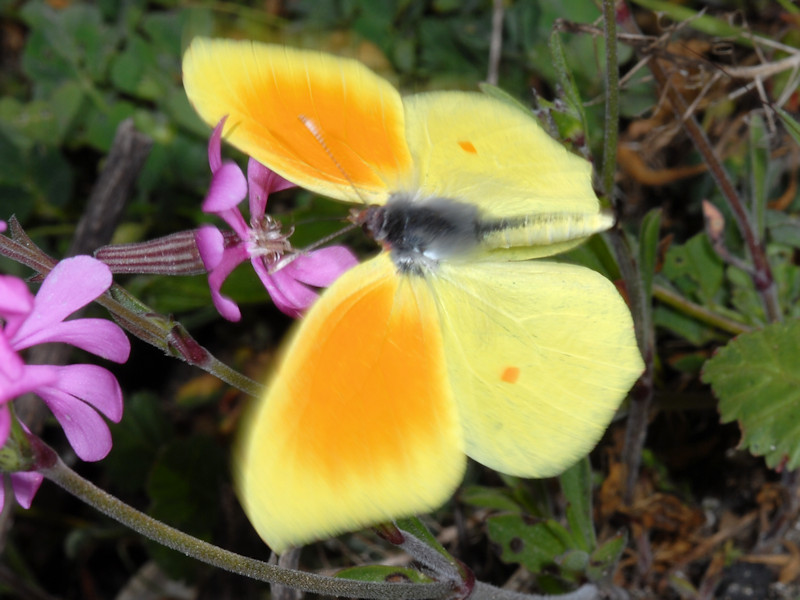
[458,140,477,154]
[501,366,520,383]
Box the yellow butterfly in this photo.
[182,38,644,553]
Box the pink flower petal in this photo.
[260,275,301,317]
[10,257,111,344]
[12,319,130,363]
[208,117,227,174]
[0,365,58,405]
[247,158,295,217]
[0,275,34,320]
[253,258,317,317]
[37,363,124,422]
[207,246,250,322]
[195,225,225,271]
[0,405,10,448]
[284,246,358,287]
[0,334,25,381]
[35,386,114,461]
[202,162,248,214]
[11,471,44,509]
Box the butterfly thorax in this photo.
[361,195,483,274]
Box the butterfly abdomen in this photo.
[480,211,614,249]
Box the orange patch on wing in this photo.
[287,274,449,478]
[458,140,477,154]
[235,254,465,551]
[183,39,413,197]
[501,366,520,383]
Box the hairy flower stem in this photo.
[36,442,448,600]
[38,442,601,600]
[0,218,262,397]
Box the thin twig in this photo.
[487,0,504,85]
[600,0,655,505]
[617,4,783,323]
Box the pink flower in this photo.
[195,118,358,321]
[0,256,131,510]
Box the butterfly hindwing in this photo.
[431,259,642,477]
[235,254,466,553]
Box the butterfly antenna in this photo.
[298,115,371,207]
[272,221,360,272]
[269,116,367,273]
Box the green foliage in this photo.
[336,564,434,583]
[2,1,214,255]
[703,319,800,470]
[468,459,623,592]
[105,392,174,494]
[146,435,226,578]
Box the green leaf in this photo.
[0,98,62,149]
[561,233,620,281]
[146,435,226,579]
[587,532,626,581]
[558,549,589,575]
[627,0,749,42]
[639,209,663,300]
[748,114,769,239]
[662,233,725,304]
[653,303,720,346]
[83,99,137,152]
[548,29,588,134]
[478,83,534,116]
[105,392,173,493]
[775,106,800,148]
[395,516,451,559]
[487,514,573,574]
[336,565,433,583]
[28,145,73,208]
[767,210,800,250]
[21,2,118,92]
[728,266,767,326]
[460,485,524,513]
[560,458,596,552]
[702,319,800,469]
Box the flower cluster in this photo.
[0,256,130,510]
[195,118,358,321]
[0,118,359,512]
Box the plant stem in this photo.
[38,448,599,600]
[39,450,449,600]
[652,284,754,336]
[600,0,620,200]
[600,0,655,504]
[0,219,262,397]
